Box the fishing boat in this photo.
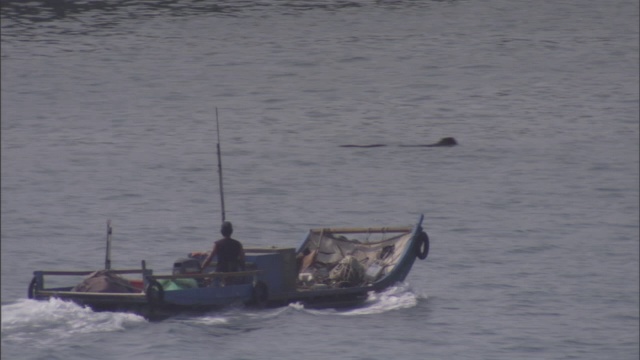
[26,110,430,319]
[27,215,429,320]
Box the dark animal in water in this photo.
[340,137,457,148]
[400,137,458,147]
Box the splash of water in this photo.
[1,298,146,344]
[181,303,291,327]
[182,315,229,326]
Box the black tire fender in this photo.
[28,276,38,299]
[416,231,430,260]
[251,281,269,308]
[145,279,164,306]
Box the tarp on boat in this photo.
[71,270,140,293]
[158,278,198,291]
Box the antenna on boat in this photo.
[105,219,112,270]
[215,107,226,223]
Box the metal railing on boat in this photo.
[147,270,261,281]
[309,226,412,234]
[34,269,147,276]
[30,267,263,299]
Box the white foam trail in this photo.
[1,298,146,344]
[288,302,305,311]
[185,316,229,326]
[343,285,420,316]
[243,305,291,319]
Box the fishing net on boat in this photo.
[329,255,365,286]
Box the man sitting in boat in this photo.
[200,221,245,273]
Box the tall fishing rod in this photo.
[215,107,226,223]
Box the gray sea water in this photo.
[1,1,639,359]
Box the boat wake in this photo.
[180,284,423,330]
[1,298,146,345]
[1,284,425,339]
[290,282,424,316]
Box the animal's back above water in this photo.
[340,137,457,148]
